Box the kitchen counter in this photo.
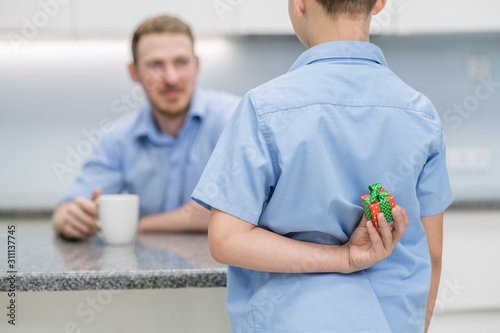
[0,229,227,292]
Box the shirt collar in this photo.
[289,41,387,72]
[133,87,205,146]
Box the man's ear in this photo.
[195,55,200,75]
[372,0,387,15]
[291,0,306,18]
[128,62,140,83]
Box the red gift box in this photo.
[361,187,396,228]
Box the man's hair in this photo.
[315,0,378,18]
[131,15,194,63]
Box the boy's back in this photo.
[192,1,453,332]
[193,41,452,332]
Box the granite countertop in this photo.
[0,229,227,292]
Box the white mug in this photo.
[97,194,139,245]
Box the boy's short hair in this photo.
[315,0,378,18]
[132,15,194,63]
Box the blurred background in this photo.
[1,0,500,208]
[0,0,499,332]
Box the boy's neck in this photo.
[307,17,371,48]
[296,1,372,48]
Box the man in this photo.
[192,0,452,332]
[53,15,240,239]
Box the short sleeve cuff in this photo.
[191,189,261,225]
[420,193,454,217]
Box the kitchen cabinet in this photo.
[396,0,500,34]
[0,0,236,36]
[438,210,500,311]
[231,0,500,35]
[234,0,397,35]
[0,0,400,37]
[75,0,234,35]
[3,0,500,37]
[0,221,231,332]
[427,209,500,333]
[224,0,293,35]
[0,0,72,36]
[73,0,292,36]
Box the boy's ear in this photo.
[372,0,387,15]
[291,0,306,17]
[128,62,140,83]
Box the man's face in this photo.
[132,33,199,118]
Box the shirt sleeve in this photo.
[59,134,124,204]
[416,127,454,217]
[191,93,277,225]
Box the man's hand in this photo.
[342,205,409,273]
[53,189,101,240]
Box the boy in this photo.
[192,0,453,332]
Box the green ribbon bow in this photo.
[363,183,394,223]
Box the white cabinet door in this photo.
[75,0,174,32]
[0,0,72,34]
[6,0,500,39]
[230,0,294,35]
[397,0,500,34]
[439,210,500,311]
[234,0,400,35]
[75,0,236,36]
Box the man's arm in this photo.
[137,201,211,233]
[208,206,409,274]
[421,213,444,333]
[53,126,125,240]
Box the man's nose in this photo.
[162,64,179,85]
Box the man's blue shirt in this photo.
[192,42,453,332]
[62,87,240,217]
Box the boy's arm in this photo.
[208,206,409,274]
[421,213,444,333]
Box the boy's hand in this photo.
[342,205,409,273]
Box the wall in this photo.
[0,34,499,208]
[373,34,500,202]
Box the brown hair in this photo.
[315,0,378,18]
[131,15,194,63]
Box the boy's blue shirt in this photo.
[192,41,453,332]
